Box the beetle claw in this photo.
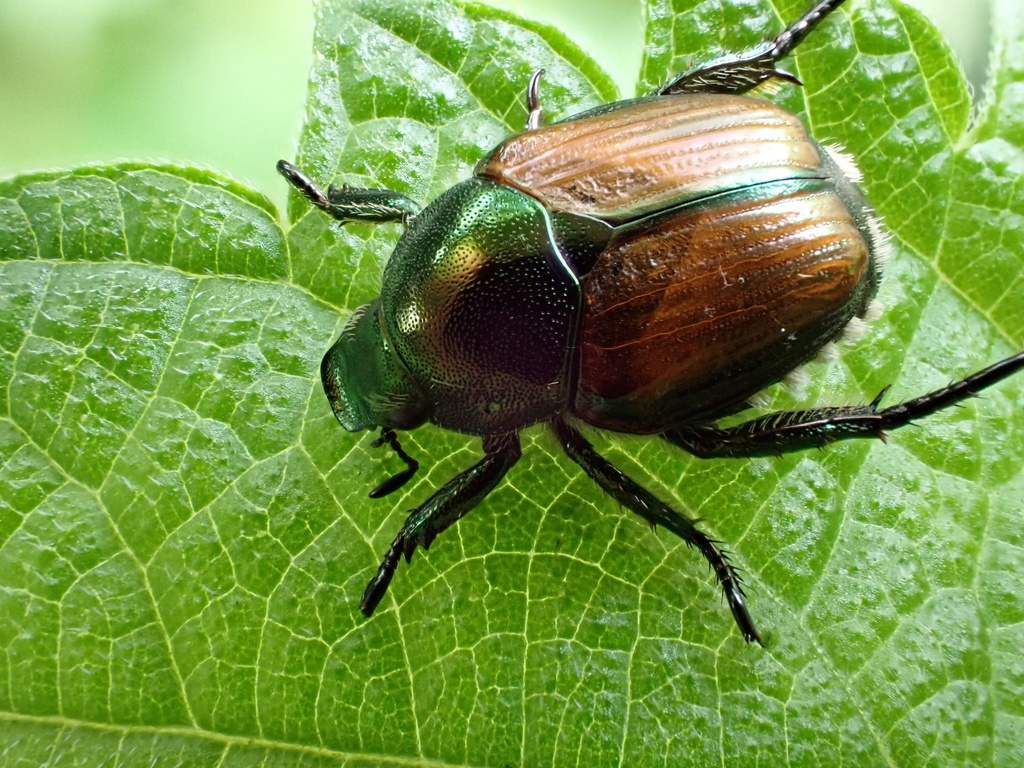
[526,68,545,130]
[772,67,802,86]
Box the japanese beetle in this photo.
[280,0,1024,644]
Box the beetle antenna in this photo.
[770,0,849,62]
[526,68,545,130]
[369,428,419,498]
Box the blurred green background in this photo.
[0,0,989,212]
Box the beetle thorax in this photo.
[377,179,581,436]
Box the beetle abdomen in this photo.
[479,94,823,224]
[574,179,875,433]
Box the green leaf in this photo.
[1,0,1022,765]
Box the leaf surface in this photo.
[1,0,1022,765]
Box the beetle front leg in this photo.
[665,352,1024,458]
[360,433,521,616]
[551,417,761,644]
[277,160,421,225]
[658,0,848,95]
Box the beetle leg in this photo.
[551,417,761,644]
[277,159,421,224]
[658,0,848,95]
[360,433,521,616]
[368,428,420,498]
[665,352,1024,458]
[526,68,546,130]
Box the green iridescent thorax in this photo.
[320,299,430,432]
[380,178,581,436]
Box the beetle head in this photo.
[321,300,430,432]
